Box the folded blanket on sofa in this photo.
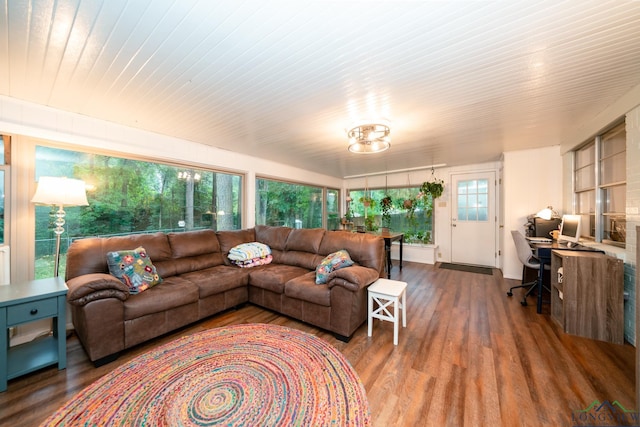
[231,254,273,268]
[228,242,271,261]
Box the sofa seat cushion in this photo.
[180,265,250,298]
[123,276,198,320]
[248,264,310,293]
[285,272,330,306]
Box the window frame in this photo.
[255,176,326,229]
[0,135,9,247]
[347,186,435,243]
[33,143,246,278]
[573,120,626,247]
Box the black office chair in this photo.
[507,230,550,306]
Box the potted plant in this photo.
[403,194,421,233]
[359,195,375,208]
[380,195,393,232]
[364,215,377,232]
[420,178,444,199]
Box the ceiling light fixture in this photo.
[347,123,390,154]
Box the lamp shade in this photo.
[31,177,89,206]
[535,206,558,220]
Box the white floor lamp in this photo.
[32,177,89,277]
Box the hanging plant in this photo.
[420,178,444,199]
[381,195,393,229]
[359,195,376,208]
[420,168,445,199]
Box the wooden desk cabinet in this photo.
[550,250,624,344]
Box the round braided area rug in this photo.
[43,324,370,426]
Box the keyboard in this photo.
[526,236,552,243]
[556,242,604,253]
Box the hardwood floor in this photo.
[1,262,635,426]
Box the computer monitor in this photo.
[533,217,561,238]
[559,214,582,246]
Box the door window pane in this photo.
[457,179,489,222]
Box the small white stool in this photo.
[367,278,407,345]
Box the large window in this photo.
[348,187,434,243]
[255,178,323,228]
[573,121,626,246]
[0,136,7,245]
[326,188,340,230]
[35,146,243,278]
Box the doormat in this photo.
[439,263,493,275]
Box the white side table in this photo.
[367,278,407,345]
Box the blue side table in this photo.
[0,277,68,392]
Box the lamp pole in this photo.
[53,204,66,277]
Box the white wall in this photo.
[502,146,563,280]
[0,95,344,207]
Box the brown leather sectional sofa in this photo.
[65,225,385,365]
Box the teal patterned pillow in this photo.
[315,249,354,284]
[107,246,162,294]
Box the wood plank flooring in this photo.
[0,262,635,426]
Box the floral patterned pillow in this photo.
[315,249,354,284]
[107,246,162,294]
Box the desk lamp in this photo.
[32,177,89,277]
[536,206,559,220]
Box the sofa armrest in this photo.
[67,273,130,306]
[327,265,380,292]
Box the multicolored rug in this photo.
[42,324,370,426]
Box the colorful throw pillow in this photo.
[315,250,354,284]
[106,247,162,294]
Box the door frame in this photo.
[449,169,500,268]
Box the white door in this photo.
[451,171,496,267]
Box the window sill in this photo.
[580,241,626,261]
[390,241,438,264]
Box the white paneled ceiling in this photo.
[1,0,640,178]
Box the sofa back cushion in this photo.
[216,228,256,265]
[66,232,173,281]
[319,231,385,274]
[282,228,326,270]
[167,229,224,275]
[255,225,291,263]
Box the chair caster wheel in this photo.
[521,300,528,306]
[507,291,513,297]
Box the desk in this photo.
[376,232,404,279]
[529,241,603,314]
[529,242,553,314]
[550,250,623,343]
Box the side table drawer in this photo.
[7,297,58,325]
